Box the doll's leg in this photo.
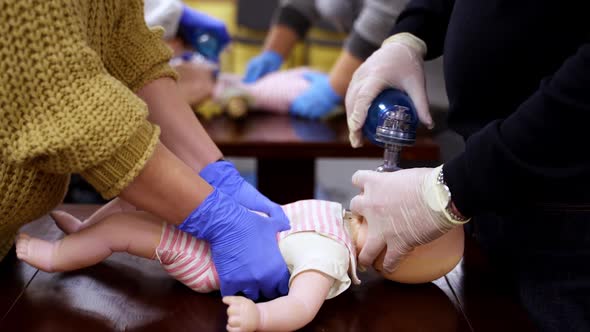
[51,198,136,234]
[223,271,334,332]
[16,211,162,272]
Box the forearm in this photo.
[137,77,222,172]
[328,50,363,97]
[263,25,300,59]
[256,271,333,331]
[346,0,410,60]
[120,143,213,225]
[444,44,590,216]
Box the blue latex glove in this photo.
[289,72,342,119]
[179,5,231,61]
[179,188,291,300]
[200,160,287,219]
[242,50,283,83]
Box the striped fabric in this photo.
[156,223,219,292]
[155,199,359,293]
[279,200,360,285]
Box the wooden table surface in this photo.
[201,114,440,204]
[0,205,536,331]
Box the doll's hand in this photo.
[223,296,260,332]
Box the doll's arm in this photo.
[223,270,334,332]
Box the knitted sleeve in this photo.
[0,1,159,199]
[104,0,178,92]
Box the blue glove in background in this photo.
[179,188,291,300]
[242,50,283,83]
[200,161,287,221]
[289,72,342,119]
[179,5,231,61]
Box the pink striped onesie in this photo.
[155,199,360,294]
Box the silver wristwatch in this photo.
[436,168,470,224]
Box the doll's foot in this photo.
[16,233,57,272]
[50,211,83,234]
[223,296,260,332]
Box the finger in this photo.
[243,63,261,83]
[302,72,320,82]
[358,237,386,267]
[344,67,366,117]
[220,282,241,297]
[261,267,290,299]
[270,209,291,232]
[228,316,242,327]
[351,170,374,189]
[50,210,81,223]
[348,78,387,133]
[222,296,239,306]
[405,78,433,129]
[382,245,412,273]
[240,186,274,214]
[227,326,242,332]
[349,195,366,216]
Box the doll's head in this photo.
[344,211,464,284]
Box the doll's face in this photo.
[353,215,465,284]
[353,217,391,279]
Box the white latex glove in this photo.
[346,33,432,148]
[350,166,467,272]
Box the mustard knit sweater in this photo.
[0,0,178,260]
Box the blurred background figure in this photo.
[242,0,410,119]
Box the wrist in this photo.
[382,33,427,58]
[261,50,284,64]
[179,187,226,240]
[324,79,343,103]
[423,166,470,227]
[199,160,237,187]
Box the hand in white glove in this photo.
[350,166,465,272]
[346,33,432,148]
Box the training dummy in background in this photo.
[170,56,341,120]
[16,194,463,332]
[242,0,410,119]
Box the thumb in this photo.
[270,207,291,232]
[351,170,375,190]
[404,78,433,129]
[302,72,323,83]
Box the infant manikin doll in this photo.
[172,57,341,119]
[16,200,463,332]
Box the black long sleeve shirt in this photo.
[392,1,590,216]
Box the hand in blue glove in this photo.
[179,5,231,61]
[200,160,287,220]
[242,50,283,83]
[179,188,291,300]
[289,72,342,119]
